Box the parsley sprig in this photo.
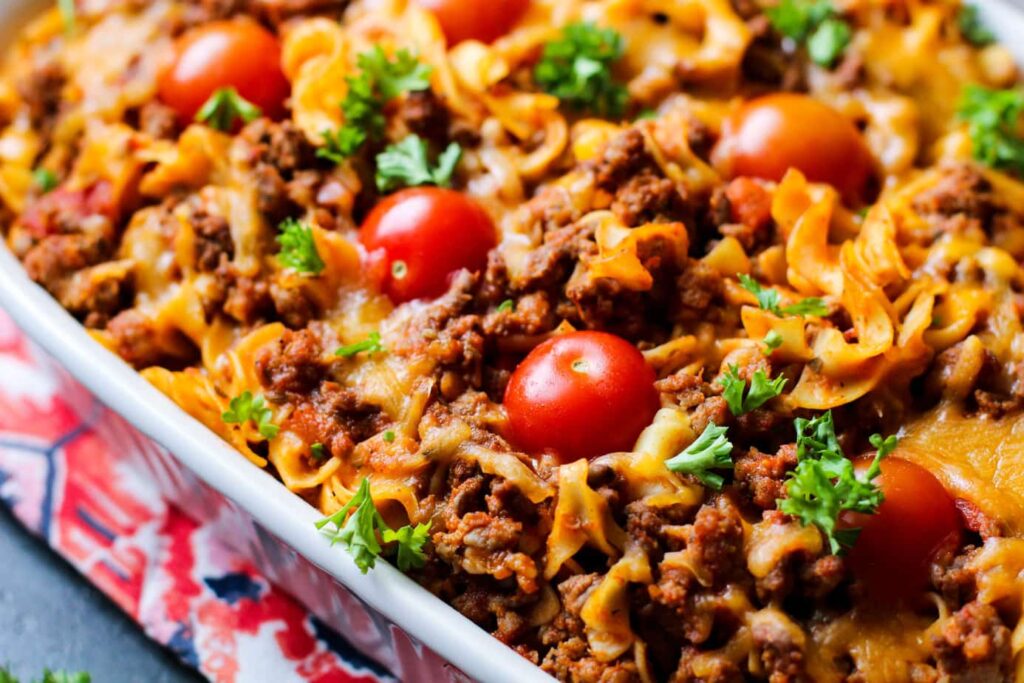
[958,5,994,46]
[1,668,90,683]
[738,273,828,318]
[316,478,431,573]
[375,135,462,193]
[32,168,58,194]
[766,0,852,68]
[276,218,325,275]
[719,365,787,416]
[319,47,433,163]
[957,85,1024,176]
[335,332,385,358]
[762,330,783,355]
[665,422,735,490]
[195,87,262,132]
[222,391,279,439]
[778,412,894,553]
[534,22,628,117]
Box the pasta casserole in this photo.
[4,0,1024,679]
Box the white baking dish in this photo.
[0,1,1020,681]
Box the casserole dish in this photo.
[2,1,1024,682]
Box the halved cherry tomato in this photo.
[414,0,531,45]
[504,331,659,463]
[840,456,962,602]
[712,93,873,202]
[360,187,497,304]
[158,19,290,123]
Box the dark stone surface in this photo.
[0,506,201,682]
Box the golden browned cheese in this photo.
[3,0,1024,680]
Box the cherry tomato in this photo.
[360,188,497,303]
[712,93,873,202]
[158,19,290,123]
[504,331,660,463]
[414,0,531,45]
[840,457,962,602]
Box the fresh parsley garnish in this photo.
[957,85,1024,175]
[57,0,75,35]
[311,443,326,461]
[778,412,893,554]
[318,47,433,163]
[375,135,462,193]
[497,299,514,313]
[32,168,58,193]
[276,218,325,275]
[762,330,783,355]
[1,669,89,683]
[222,391,279,439]
[195,87,262,131]
[719,365,787,416]
[766,0,852,68]
[665,422,735,490]
[738,273,828,317]
[958,5,995,46]
[316,478,430,573]
[534,22,628,117]
[335,332,385,358]
[383,430,396,442]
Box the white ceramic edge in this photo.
[0,1,1022,681]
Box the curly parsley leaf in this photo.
[958,5,995,46]
[195,87,262,132]
[32,168,58,194]
[311,442,326,462]
[497,299,515,313]
[318,47,432,163]
[316,478,431,573]
[335,332,385,358]
[222,391,279,439]
[534,22,628,117]
[719,365,787,416]
[375,135,462,192]
[40,673,91,683]
[766,0,852,68]
[957,85,1024,175]
[276,218,325,275]
[762,329,784,355]
[665,422,735,490]
[778,412,892,554]
[737,273,828,317]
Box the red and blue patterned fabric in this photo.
[0,308,393,683]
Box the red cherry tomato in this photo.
[158,19,290,123]
[712,93,873,202]
[840,457,962,602]
[504,331,660,463]
[360,188,497,304]
[414,0,531,45]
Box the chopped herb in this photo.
[762,329,784,355]
[956,85,1024,175]
[195,87,262,131]
[778,412,892,554]
[311,443,326,461]
[958,5,995,46]
[222,391,279,439]
[316,478,430,573]
[276,218,325,275]
[534,22,628,117]
[738,273,828,317]
[383,430,396,442]
[318,46,432,163]
[665,422,735,490]
[497,299,515,313]
[0,668,92,683]
[32,168,58,193]
[57,0,75,35]
[766,0,852,68]
[636,108,658,120]
[375,135,462,193]
[719,365,787,416]
[335,332,385,358]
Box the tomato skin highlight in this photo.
[360,187,497,304]
[158,19,290,123]
[504,331,660,463]
[712,93,873,202]
[840,456,962,602]
[413,0,530,45]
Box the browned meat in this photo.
[932,602,1012,681]
[137,101,179,139]
[734,444,798,510]
[611,169,689,225]
[397,90,451,146]
[191,208,234,272]
[255,328,325,395]
[17,59,65,132]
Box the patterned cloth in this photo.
[0,308,394,683]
